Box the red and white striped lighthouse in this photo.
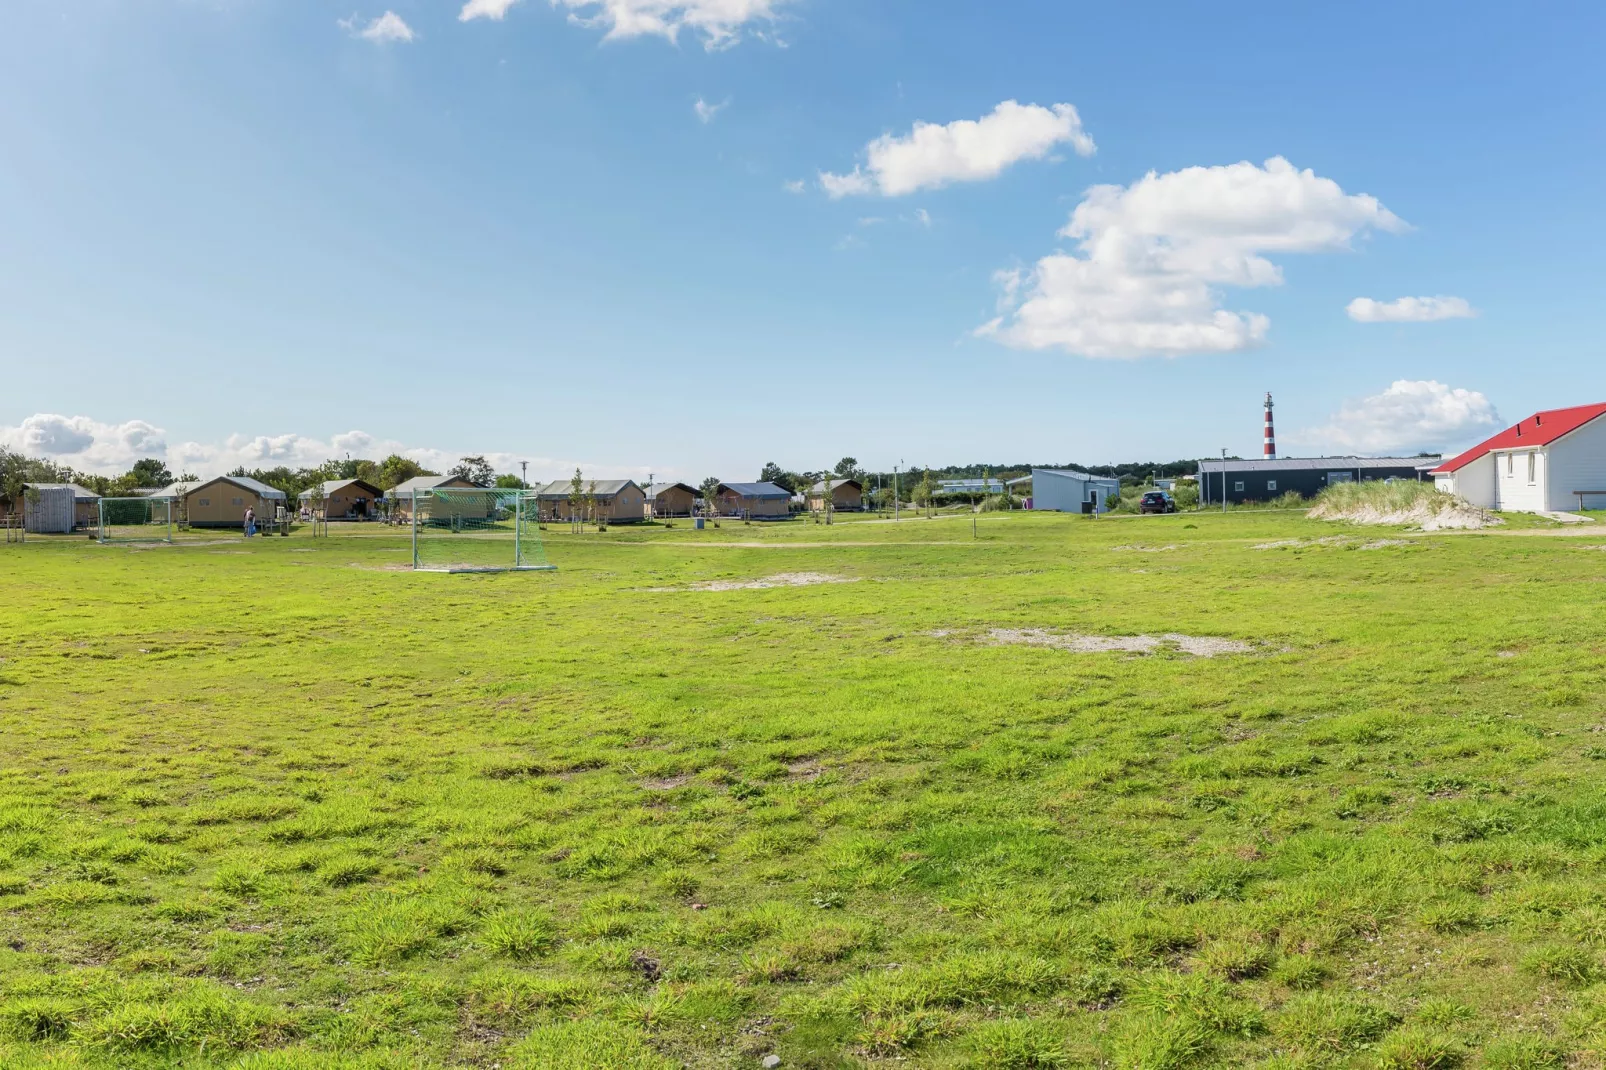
[1263,392,1277,459]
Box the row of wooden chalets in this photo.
[7,475,871,532]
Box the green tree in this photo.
[374,454,434,490]
[568,468,585,533]
[450,455,496,488]
[699,477,722,517]
[834,456,866,482]
[124,458,173,488]
[494,474,528,489]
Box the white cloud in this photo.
[1346,295,1476,323]
[341,10,416,42]
[1292,380,1503,454]
[979,156,1405,359]
[0,415,167,470]
[460,0,522,20]
[0,415,649,483]
[910,207,932,228]
[820,101,1095,198]
[781,179,806,194]
[693,96,729,123]
[552,0,788,50]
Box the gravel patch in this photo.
[1357,539,1410,550]
[649,572,859,592]
[985,628,1255,658]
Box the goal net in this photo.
[98,497,175,544]
[410,488,553,573]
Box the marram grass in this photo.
[2,508,1605,1067]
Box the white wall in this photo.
[1493,448,1547,512]
[1447,453,1495,508]
[1543,416,1606,511]
[1032,469,1117,513]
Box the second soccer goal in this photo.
[408,488,554,573]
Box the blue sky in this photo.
[2,0,1601,481]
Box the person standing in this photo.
[243,506,255,538]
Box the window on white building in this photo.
[1528,452,1536,485]
[1506,454,1513,476]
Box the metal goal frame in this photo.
[97,496,176,545]
[410,488,555,573]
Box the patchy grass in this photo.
[1,509,1603,1065]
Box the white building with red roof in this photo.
[1431,402,1606,512]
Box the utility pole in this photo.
[520,460,528,489]
[894,463,900,522]
[1221,449,1228,514]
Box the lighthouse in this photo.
[1263,392,1276,459]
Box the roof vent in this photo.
[1535,414,1542,426]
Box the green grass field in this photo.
[4,511,1606,1068]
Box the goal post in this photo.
[410,488,554,573]
[98,497,175,545]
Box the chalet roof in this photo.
[1432,403,1606,474]
[1197,457,1436,474]
[810,478,862,494]
[535,479,639,500]
[718,481,791,500]
[186,475,288,500]
[386,475,477,498]
[298,479,381,500]
[645,482,698,498]
[23,483,100,500]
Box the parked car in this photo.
[1139,491,1176,514]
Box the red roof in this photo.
[1433,402,1606,473]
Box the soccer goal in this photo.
[98,497,175,545]
[410,488,554,573]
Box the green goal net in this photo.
[98,497,175,544]
[410,488,553,573]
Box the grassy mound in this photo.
[1307,479,1498,530]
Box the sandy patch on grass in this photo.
[649,572,859,592]
[1252,536,1353,550]
[1110,544,1176,553]
[984,628,1255,657]
[1358,539,1410,550]
[1308,498,1499,531]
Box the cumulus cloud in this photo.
[693,96,729,123]
[0,415,167,470]
[0,415,648,483]
[1346,295,1476,323]
[341,11,416,42]
[552,0,788,50]
[460,0,522,20]
[1292,380,1503,454]
[979,156,1405,358]
[820,101,1095,198]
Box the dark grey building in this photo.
[1197,456,1439,505]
